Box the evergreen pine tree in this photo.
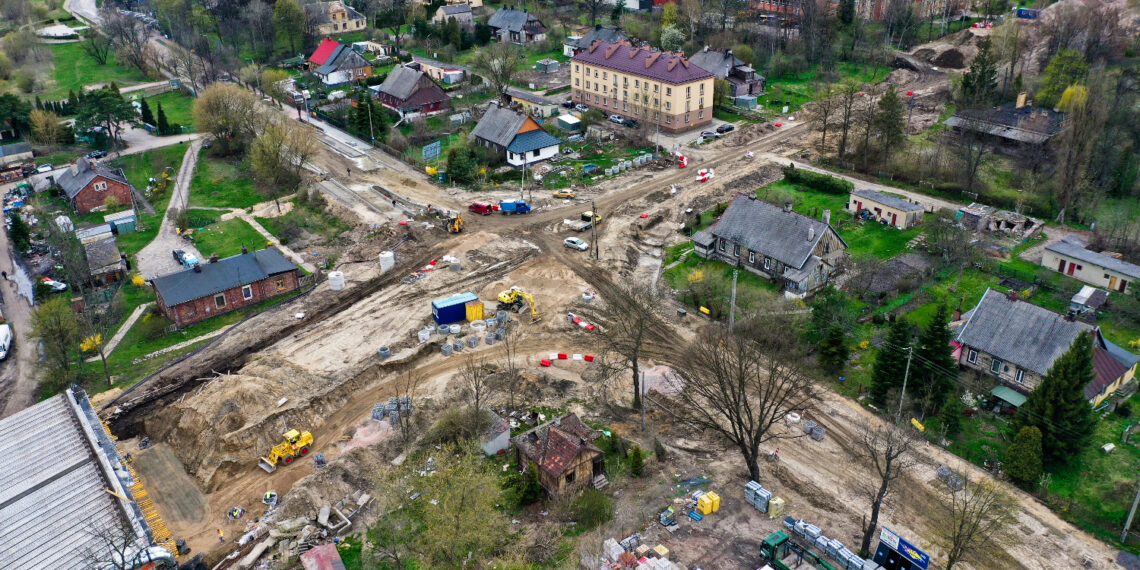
[1012,332,1097,465]
[372,101,388,142]
[912,304,958,414]
[819,324,850,376]
[109,82,120,94]
[870,317,912,409]
[354,92,371,138]
[68,89,79,114]
[156,103,170,135]
[8,213,31,251]
[140,98,154,126]
[34,95,43,110]
[446,17,461,48]
[873,85,906,160]
[1005,426,1043,487]
[959,38,999,108]
[629,445,644,477]
[839,0,855,24]
[939,394,962,438]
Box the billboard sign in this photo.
[879,527,930,570]
[422,140,442,161]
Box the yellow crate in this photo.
[465,300,485,322]
[653,545,670,560]
[705,491,721,513]
[697,494,714,515]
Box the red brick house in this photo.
[372,65,450,117]
[56,158,134,214]
[151,248,300,327]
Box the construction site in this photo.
[17,102,1106,570]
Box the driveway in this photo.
[0,222,41,418]
[136,141,203,280]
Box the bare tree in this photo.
[933,471,1019,569]
[1054,72,1109,223]
[81,34,114,65]
[810,82,838,152]
[458,354,496,411]
[578,282,667,410]
[671,318,818,482]
[392,367,421,450]
[837,79,862,160]
[498,323,523,408]
[855,419,920,555]
[711,0,745,34]
[579,0,610,25]
[101,9,151,73]
[80,516,145,570]
[472,43,526,105]
[954,118,994,194]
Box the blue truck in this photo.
[499,200,532,215]
[1016,7,1040,18]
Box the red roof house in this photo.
[510,414,603,495]
[308,38,341,71]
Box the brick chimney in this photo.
[193,264,202,273]
[210,253,219,263]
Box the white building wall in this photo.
[506,143,559,167]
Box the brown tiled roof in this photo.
[1086,344,1129,401]
[511,414,602,478]
[571,40,713,85]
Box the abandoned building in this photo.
[957,202,1043,238]
[511,414,604,495]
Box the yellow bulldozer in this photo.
[258,429,314,473]
[444,213,464,233]
[497,286,540,322]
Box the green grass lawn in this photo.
[191,217,270,259]
[47,42,151,99]
[109,145,188,259]
[141,90,196,130]
[762,60,890,113]
[188,154,262,208]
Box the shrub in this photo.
[653,438,667,462]
[1005,426,1043,487]
[136,314,173,341]
[422,408,491,446]
[629,445,644,477]
[506,462,544,507]
[572,489,613,531]
[782,165,854,195]
[1115,401,1133,418]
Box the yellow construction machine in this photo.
[444,213,464,233]
[258,429,314,473]
[497,286,540,322]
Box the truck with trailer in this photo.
[567,211,603,232]
[499,200,532,215]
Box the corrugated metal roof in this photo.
[56,158,131,199]
[0,391,148,569]
[506,129,561,154]
[704,194,845,270]
[378,66,427,101]
[990,386,1027,407]
[471,106,527,148]
[152,248,297,307]
[487,8,543,33]
[1045,240,1140,279]
[852,188,923,213]
[956,288,1093,376]
[309,38,341,65]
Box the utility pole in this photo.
[729,269,738,331]
[640,369,646,432]
[591,199,599,260]
[366,97,375,144]
[1123,480,1140,543]
[520,154,526,201]
[897,347,913,420]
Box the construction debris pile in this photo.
[781,515,868,570]
[958,202,1043,238]
[591,535,685,570]
[232,490,372,568]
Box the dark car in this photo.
[173,249,186,264]
[622,119,639,128]
[561,100,575,108]
[86,150,107,159]
[716,124,736,134]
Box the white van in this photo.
[0,324,12,360]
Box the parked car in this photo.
[622,119,639,128]
[40,277,67,292]
[561,100,575,108]
[173,249,199,268]
[35,164,53,173]
[563,237,589,251]
[716,123,736,134]
[173,249,186,264]
[552,189,576,199]
[468,202,495,215]
[0,324,12,360]
[699,131,719,140]
[574,104,589,113]
[86,150,107,159]
[608,114,624,124]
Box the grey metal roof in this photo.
[84,236,121,273]
[706,194,846,270]
[568,26,628,49]
[378,66,426,101]
[507,129,561,154]
[852,188,923,213]
[1103,336,1140,369]
[487,8,543,33]
[1045,240,1140,279]
[440,4,472,16]
[471,106,527,148]
[506,86,556,106]
[0,390,148,569]
[688,47,744,79]
[56,157,131,199]
[152,248,297,307]
[956,288,1094,376]
[0,142,31,157]
[315,44,370,76]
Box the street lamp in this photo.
[906,90,916,134]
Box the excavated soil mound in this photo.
[932,49,968,69]
[909,27,988,70]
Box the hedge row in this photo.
[782,166,854,195]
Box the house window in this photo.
[749,251,755,263]
[719,240,726,252]
[602,72,607,80]
[1105,274,1110,279]
[565,471,575,484]
[594,70,598,78]
[764,258,771,270]
[699,111,704,119]
[1016,368,1025,384]
[666,87,672,96]
[94,181,107,191]
[733,244,740,257]
[574,64,579,72]
[623,90,627,99]
[685,101,690,111]
[699,97,704,107]
[685,113,690,122]
[665,102,671,111]
[214,294,226,309]
[242,284,253,300]
[575,78,580,86]
[967,349,977,364]
[530,150,538,158]
[686,86,691,98]
[653,84,658,92]
[603,98,608,106]
[594,95,599,104]
[665,116,671,123]
[623,78,628,87]
[634,79,639,88]
[276,278,286,291]
[623,103,628,111]
[990,358,1002,374]
[700,83,705,95]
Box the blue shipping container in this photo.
[1016,8,1039,18]
[432,292,478,325]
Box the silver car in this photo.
[563,237,589,251]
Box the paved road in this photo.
[0,222,40,419]
[136,141,204,280]
[63,0,99,24]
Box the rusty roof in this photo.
[511,414,602,478]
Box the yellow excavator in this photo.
[444,213,464,233]
[258,429,314,473]
[497,286,540,322]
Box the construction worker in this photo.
[217,529,224,543]
[230,507,241,519]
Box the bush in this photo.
[505,462,544,507]
[136,313,173,341]
[572,489,613,530]
[1115,401,1133,418]
[629,446,644,477]
[653,438,667,462]
[782,165,854,195]
[422,408,491,446]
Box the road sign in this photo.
[422,140,442,161]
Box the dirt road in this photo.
[0,222,40,419]
[137,141,204,280]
